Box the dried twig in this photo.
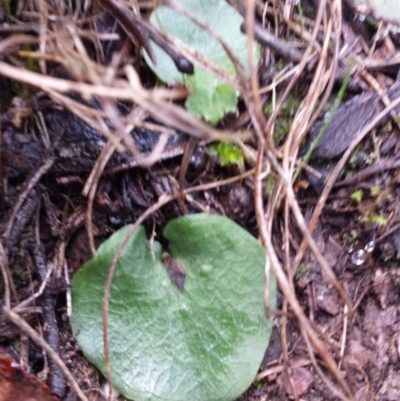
[2,306,89,401]
[102,193,176,399]
[3,159,53,245]
[30,244,66,398]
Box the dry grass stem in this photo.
[101,193,176,399]
[3,305,89,401]
[0,242,11,307]
[3,158,54,244]
[292,94,400,272]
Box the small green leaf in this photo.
[367,211,388,226]
[4,0,11,15]
[350,189,363,203]
[184,69,237,123]
[207,141,244,167]
[144,0,260,123]
[70,214,276,401]
[370,186,382,196]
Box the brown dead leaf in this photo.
[278,367,314,397]
[0,354,60,401]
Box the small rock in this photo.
[315,284,340,316]
[279,367,314,396]
[348,340,373,367]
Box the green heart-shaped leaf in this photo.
[70,214,276,401]
[144,0,261,123]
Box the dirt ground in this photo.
[1,1,400,401]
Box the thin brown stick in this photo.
[0,242,11,307]
[245,0,262,128]
[254,143,353,400]
[82,112,135,255]
[249,20,304,63]
[302,329,350,400]
[13,260,55,312]
[263,0,327,142]
[102,194,176,398]
[304,0,342,136]
[256,358,311,381]
[2,306,89,401]
[3,158,54,244]
[186,169,255,194]
[0,60,237,141]
[164,0,244,87]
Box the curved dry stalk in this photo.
[0,34,39,53]
[82,103,172,254]
[246,3,353,391]
[13,257,55,312]
[305,0,342,135]
[283,0,344,293]
[0,242,11,307]
[281,298,299,401]
[258,64,296,95]
[263,0,327,142]
[287,186,353,311]
[0,60,241,142]
[163,0,244,87]
[101,168,261,398]
[302,329,351,400]
[3,158,54,244]
[85,146,117,255]
[186,169,255,194]
[48,90,155,157]
[254,143,353,400]
[250,20,304,63]
[37,0,49,75]
[101,193,176,399]
[232,0,270,142]
[284,17,334,163]
[163,0,270,144]
[2,306,89,401]
[279,3,349,309]
[256,357,311,381]
[81,109,129,255]
[244,0,265,139]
